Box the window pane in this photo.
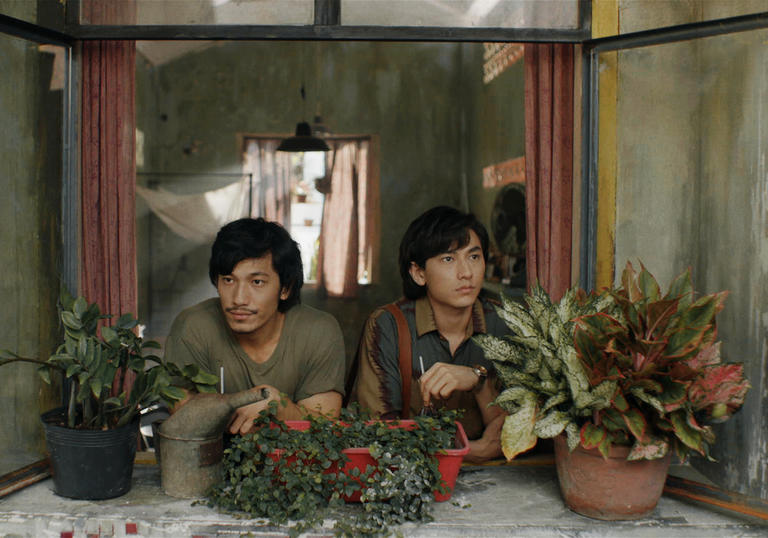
[616,0,768,36]
[0,0,65,32]
[341,0,579,28]
[0,32,64,474]
[604,27,768,497]
[79,0,313,25]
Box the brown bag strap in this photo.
[383,303,412,419]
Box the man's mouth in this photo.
[227,309,257,320]
[456,286,475,293]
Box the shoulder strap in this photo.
[383,302,412,419]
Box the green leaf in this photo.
[579,422,606,449]
[533,410,569,439]
[61,311,83,330]
[161,385,186,402]
[669,410,704,453]
[101,326,118,345]
[37,366,51,384]
[621,407,647,440]
[637,266,661,302]
[73,296,88,318]
[499,396,538,460]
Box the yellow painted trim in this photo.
[592,0,618,39]
[592,0,619,289]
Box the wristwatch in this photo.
[472,364,488,389]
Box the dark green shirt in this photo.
[164,298,346,401]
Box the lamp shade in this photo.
[277,121,330,152]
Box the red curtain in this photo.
[524,43,574,302]
[81,40,137,320]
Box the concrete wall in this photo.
[613,3,768,499]
[135,41,525,369]
[0,3,63,473]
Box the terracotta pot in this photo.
[553,434,671,520]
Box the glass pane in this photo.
[617,0,768,35]
[605,27,768,498]
[0,32,64,475]
[0,0,65,32]
[341,0,579,28]
[80,0,313,25]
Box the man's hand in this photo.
[419,363,480,406]
[227,384,282,435]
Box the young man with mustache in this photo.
[350,206,507,463]
[164,218,345,434]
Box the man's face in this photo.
[217,255,289,336]
[409,229,485,311]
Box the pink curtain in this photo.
[524,43,574,302]
[243,139,292,225]
[317,140,371,298]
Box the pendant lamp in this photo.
[277,86,330,152]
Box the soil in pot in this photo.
[553,434,671,520]
[41,408,139,500]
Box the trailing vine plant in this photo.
[206,404,462,537]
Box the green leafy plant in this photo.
[206,405,461,537]
[0,289,218,429]
[573,262,750,461]
[473,285,618,459]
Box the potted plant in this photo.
[475,263,750,520]
[207,405,466,536]
[0,290,218,500]
[562,262,750,519]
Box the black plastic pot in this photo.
[41,408,139,500]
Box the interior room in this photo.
[1,0,768,534]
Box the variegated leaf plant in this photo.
[474,285,617,460]
[573,262,750,461]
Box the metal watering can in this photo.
[157,387,269,498]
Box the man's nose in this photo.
[232,282,248,304]
[457,258,472,279]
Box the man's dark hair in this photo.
[209,217,303,312]
[399,206,489,300]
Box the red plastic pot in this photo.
[554,434,671,520]
[271,420,469,502]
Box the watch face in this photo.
[474,365,488,377]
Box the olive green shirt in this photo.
[164,298,346,401]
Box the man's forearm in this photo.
[465,413,505,463]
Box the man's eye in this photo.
[252,279,264,285]
[470,254,481,261]
[441,256,454,263]
[221,277,233,283]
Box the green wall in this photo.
[135,41,525,369]
[0,3,63,473]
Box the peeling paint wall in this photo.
[0,1,63,473]
[613,2,768,499]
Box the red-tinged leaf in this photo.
[669,410,704,454]
[613,390,629,412]
[637,263,661,301]
[628,436,668,461]
[622,407,647,441]
[688,364,750,419]
[659,378,688,411]
[665,268,693,306]
[676,295,723,332]
[598,435,612,460]
[664,326,707,359]
[621,262,642,303]
[580,422,606,449]
[684,342,722,370]
[601,408,626,432]
[629,378,663,394]
[644,299,678,337]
